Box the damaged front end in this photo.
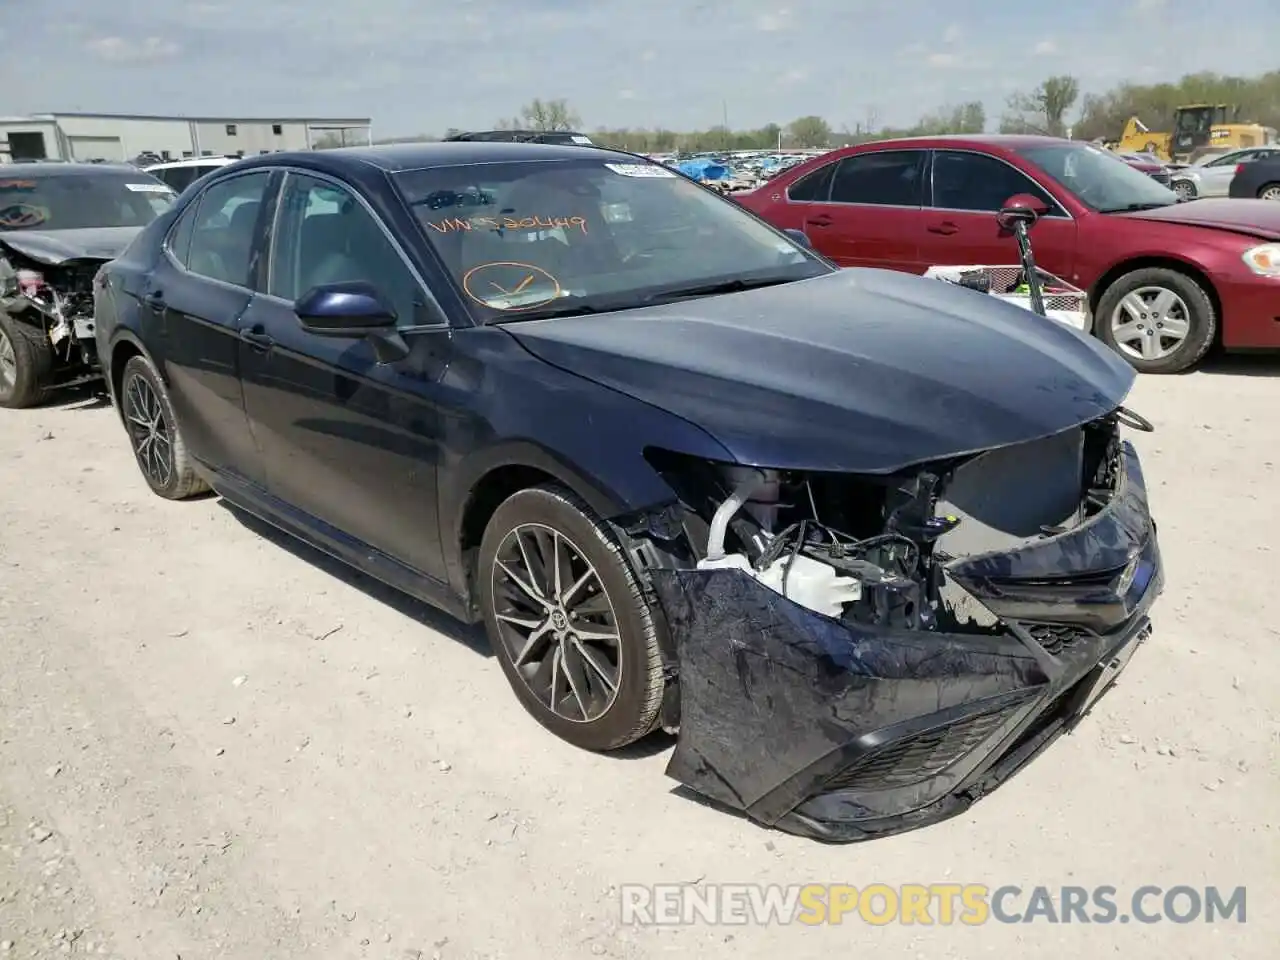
[638,407,1163,842]
[1,245,106,389]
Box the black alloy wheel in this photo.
[492,522,623,722]
[118,354,210,499]
[478,485,666,751]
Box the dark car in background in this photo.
[1228,154,1280,201]
[94,142,1162,843]
[0,162,175,407]
[736,135,1280,373]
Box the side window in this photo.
[829,151,926,206]
[268,173,423,329]
[165,200,200,265]
[786,162,836,202]
[183,172,271,287]
[930,150,1061,215]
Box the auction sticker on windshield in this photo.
[604,163,675,178]
[125,182,175,192]
[461,261,562,310]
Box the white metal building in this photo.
[0,113,373,164]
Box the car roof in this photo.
[232,141,634,175]
[0,161,148,178]
[145,157,238,170]
[851,134,1076,151]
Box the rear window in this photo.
[0,172,176,231]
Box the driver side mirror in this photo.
[294,281,409,363]
[997,193,1050,230]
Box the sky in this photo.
[2,0,1277,137]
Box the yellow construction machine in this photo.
[1113,105,1276,163]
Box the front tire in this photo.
[0,311,53,409]
[1172,179,1196,201]
[1095,267,1215,374]
[478,484,665,751]
[119,354,210,499]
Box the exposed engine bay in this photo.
[646,407,1142,633]
[0,245,104,388]
[632,406,1162,843]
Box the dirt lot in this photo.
[1,361,1276,960]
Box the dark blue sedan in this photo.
[94,142,1163,843]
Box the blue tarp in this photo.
[676,159,730,180]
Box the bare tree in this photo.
[1002,75,1081,136]
[499,99,582,131]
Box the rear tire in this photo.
[0,311,53,409]
[1095,267,1216,374]
[1258,182,1280,201]
[478,484,665,751]
[119,354,210,499]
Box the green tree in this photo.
[786,115,832,148]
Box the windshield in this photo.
[1015,142,1177,213]
[0,172,176,231]
[393,158,829,319]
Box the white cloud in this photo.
[927,52,958,67]
[755,8,791,31]
[1034,39,1058,54]
[942,23,962,43]
[618,89,637,100]
[84,36,180,63]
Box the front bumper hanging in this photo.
[650,441,1163,843]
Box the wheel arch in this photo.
[1088,256,1224,349]
[105,330,159,423]
[446,441,681,618]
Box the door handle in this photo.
[806,214,833,227]
[239,327,275,350]
[927,221,959,235]
[142,288,166,310]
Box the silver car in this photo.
[1171,146,1280,200]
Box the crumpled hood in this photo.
[1115,197,1280,240]
[505,268,1135,473]
[0,226,142,265]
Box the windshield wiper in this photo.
[640,275,797,304]
[1099,201,1176,213]
[485,301,607,323]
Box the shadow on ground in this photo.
[218,500,492,658]
[1193,354,1280,378]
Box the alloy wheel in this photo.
[1172,181,1195,201]
[124,373,174,488]
[0,329,14,396]
[1108,286,1191,362]
[1260,185,1280,201]
[490,522,622,723]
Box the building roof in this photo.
[19,112,371,125]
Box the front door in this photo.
[805,149,930,271]
[147,168,274,488]
[237,170,450,584]
[920,149,1079,284]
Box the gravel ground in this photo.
[1,360,1276,959]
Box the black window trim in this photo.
[786,148,930,210]
[161,168,276,293]
[784,160,837,203]
[927,148,1073,220]
[259,167,450,331]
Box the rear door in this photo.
[799,150,929,270]
[1199,150,1259,196]
[145,169,275,487]
[920,149,1078,282]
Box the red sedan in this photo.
[736,135,1280,373]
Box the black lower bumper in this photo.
[651,441,1163,842]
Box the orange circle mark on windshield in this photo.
[461,261,562,311]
